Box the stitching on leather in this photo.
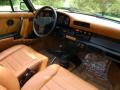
[49,67,66,90]
[52,79,66,90]
[38,66,60,90]
[0,45,24,61]
[5,60,17,71]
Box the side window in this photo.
[0,1,12,11]
[12,0,29,11]
[0,0,28,12]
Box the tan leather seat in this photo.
[0,45,48,78]
[0,64,98,90]
[22,64,98,90]
[0,65,20,90]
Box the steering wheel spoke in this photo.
[38,25,45,33]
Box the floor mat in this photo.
[73,53,113,90]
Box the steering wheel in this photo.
[33,6,57,37]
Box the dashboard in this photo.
[37,10,120,62]
[53,26,120,62]
[41,10,120,40]
[53,11,120,62]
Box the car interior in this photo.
[0,0,120,90]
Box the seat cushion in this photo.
[22,64,98,90]
[0,85,7,90]
[0,65,20,90]
[0,45,48,78]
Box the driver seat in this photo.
[0,64,98,90]
[0,45,48,78]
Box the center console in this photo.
[52,26,120,63]
[53,26,92,41]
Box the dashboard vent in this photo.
[74,21,90,28]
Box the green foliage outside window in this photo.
[70,0,120,18]
[32,0,63,8]
[0,0,10,5]
[31,0,120,21]
[0,0,119,21]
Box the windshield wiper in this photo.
[58,7,104,18]
[57,7,95,15]
[57,7,88,14]
[57,7,75,13]
[90,13,106,18]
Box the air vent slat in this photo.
[74,21,90,28]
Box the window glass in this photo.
[0,1,12,11]
[12,0,29,11]
[0,0,28,12]
[31,0,120,22]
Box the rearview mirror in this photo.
[20,2,28,11]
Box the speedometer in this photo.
[65,17,70,25]
[57,12,70,26]
[59,15,64,24]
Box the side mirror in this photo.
[20,2,28,11]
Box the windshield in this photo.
[31,0,120,22]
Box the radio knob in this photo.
[84,32,87,35]
[88,32,91,35]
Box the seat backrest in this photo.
[0,65,20,90]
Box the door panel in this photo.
[0,18,20,35]
[0,12,33,37]
[0,12,34,51]
[0,12,33,18]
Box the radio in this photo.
[65,29,92,41]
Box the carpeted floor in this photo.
[72,65,113,90]
[38,50,113,90]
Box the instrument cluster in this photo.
[39,10,70,26]
[57,12,70,26]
